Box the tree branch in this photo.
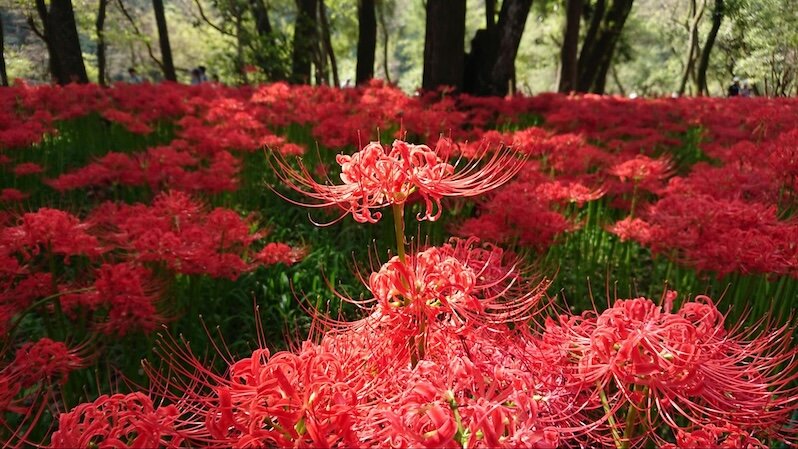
[116,0,164,71]
[192,0,236,37]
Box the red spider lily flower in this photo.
[608,216,654,244]
[254,242,307,266]
[49,392,186,449]
[366,238,548,325]
[271,139,526,224]
[7,338,87,389]
[658,423,768,449]
[12,162,44,176]
[608,155,673,194]
[1,208,103,260]
[1,188,29,202]
[546,294,798,443]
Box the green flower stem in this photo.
[393,202,406,264]
[597,381,623,449]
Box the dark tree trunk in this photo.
[291,0,318,84]
[31,0,59,82]
[558,0,582,92]
[422,0,466,92]
[696,0,723,96]
[678,0,704,96]
[0,12,8,87]
[377,0,391,83]
[152,0,176,81]
[577,0,634,93]
[356,0,376,85]
[485,0,496,28]
[47,0,89,84]
[96,0,108,86]
[250,0,287,81]
[250,0,272,35]
[576,0,605,92]
[464,0,531,96]
[319,0,339,86]
[489,0,533,96]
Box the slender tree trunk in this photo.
[319,0,339,87]
[464,0,531,96]
[0,12,8,87]
[577,0,605,92]
[250,0,272,35]
[236,13,248,84]
[678,0,704,96]
[356,0,376,85]
[696,0,723,96]
[377,0,391,83]
[486,0,496,28]
[578,0,634,94]
[96,0,108,86]
[47,0,89,84]
[250,0,287,81]
[558,0,583,92]
[152,0,176,81]
[489,0,533,96]
[291,0,318,84]
[422,0,466,92]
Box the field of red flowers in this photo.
[2,81,798,448]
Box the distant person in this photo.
[128,68,143,84]
[741,80,752,97]
[198,66,208,83]
[727,76,741,97]
[190,68,202,85]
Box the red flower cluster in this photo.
[274,139,525,223]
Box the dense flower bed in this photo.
[1,81,797,447]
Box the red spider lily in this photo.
[87,191,266,280]
[254,242,307,267]
[546,294,798,444]
[12,162,44,176]
[7,338,87,388]
[366,238,548,325]
[608,217,654,244]
[659,424,767,449]
[0,338,91,449]
[49,392,186,448]
[271,139,526,224]
[1,208,103,260]
[607,155,673,197]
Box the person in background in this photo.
[741,80,752,97]
[127,68,143,84]
[727,76,741,97]
[190,68,202,85]
[198,66,208,83]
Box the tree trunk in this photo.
[485,0,496,29]
[319,0,339,86]
[422,0,466,92]
[489,0,533,96]
[696,0,723,96]
[356,0,376,85]
[577,0,606,91]
[250,0,287,81]
[152,0,176,81]
[96,0,108,86]
[464,0,531,96]
[558,0,583,92]
[250,0,272,35]
[577,0,634,93]
[47,0,89,84]
[0,11,8,87]
[291,0,318,84]
[678,0,705,96]
[377,0,391,83]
